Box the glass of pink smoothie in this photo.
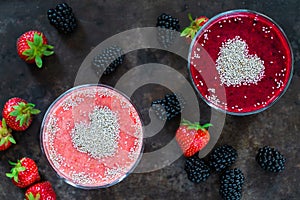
[188,9,293,115]
[40,84,144,189]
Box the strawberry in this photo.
[175,119,212,157]
[17,30,54,68]
[2,97,41,131]
[6,157,41,188]
[0,118,16,151]
[180,13,209,40]
[25,181,56,200]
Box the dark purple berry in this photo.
[47,3,77,34]
[92,45,125,75]
[256,146,286,172]
[219,168,245,200]
[184,155,211,183]
[208,145,238,173]
[156,13,180,48]
[151,93,185,121]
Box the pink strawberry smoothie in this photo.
[189,10,293,115]
[41,84,143,188]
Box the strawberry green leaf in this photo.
[22,49,34,57]
[188,13,193,22]
[35,56,43,68]
[9,110,20,117]
[33,33,43,47]
[19,117,26,127]
[13,175,18,183]
[202,123,213,128]
[181,119,213,131]
[12,103,22,110]
[8,160,17,166]
[191,31,196,39]
[6,160,26,182]
[26,192,40,200]
[20,102,27,106]
[5,173,14,178]
[180,28,192,37]
[30,109,41,115]
[27,103,35,107]
[27,41,35,49]
[43,50,54,56]
[47,45,54,50]
[2,118,7,129]
[0,138,6,145]
[8,136,16,144]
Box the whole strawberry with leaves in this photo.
[176,119,212,157]
[0,118,16,151]
[180,13,209,40]
[25,181,56,200]
[17,30,54,68]
[2,97,40,131]
[6,157,41,188]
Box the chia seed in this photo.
[216,36,265,87]
[71,106,120,159]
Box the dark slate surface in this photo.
[0,0,299,199]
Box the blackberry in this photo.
[156,13,180,48]
[47,3,77,34]
[184,155,211,183]
[92,45,124,75]
[208,145,238,173]
[256,146,286,172]
[151,93,185,120]
[219,168,245,200]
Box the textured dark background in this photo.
[0,0,300,199]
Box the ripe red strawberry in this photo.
[175,119,212,157]
[0,118,16,151]
[6,157,41,188]
[25,181,56,200]
[17,30,54,68]
[180,13,209,40]
[2,97,41,131]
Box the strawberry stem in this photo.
[26,192,40,200]
[181,119,212,131]
[0,118,15,146]
[180,14,209,39]
[22,33,54,68]
[0,118,9,135]
[6,160,26,182]
[188,13,194,22]
[9,102,41,127]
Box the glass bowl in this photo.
[188,9,293,115]
[40,84,144,189]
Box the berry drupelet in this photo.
[47,3,77,34]
[151,93,185,121]
[208,145,238,173]
[92,45,125,75]
[184,155,211,183]
[256,146,286,172]
[156,13,180,48]
[219,168,245,200]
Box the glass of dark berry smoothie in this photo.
[188,9,293,115]
[40,84,144,189]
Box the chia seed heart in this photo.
[216,36,265,87]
